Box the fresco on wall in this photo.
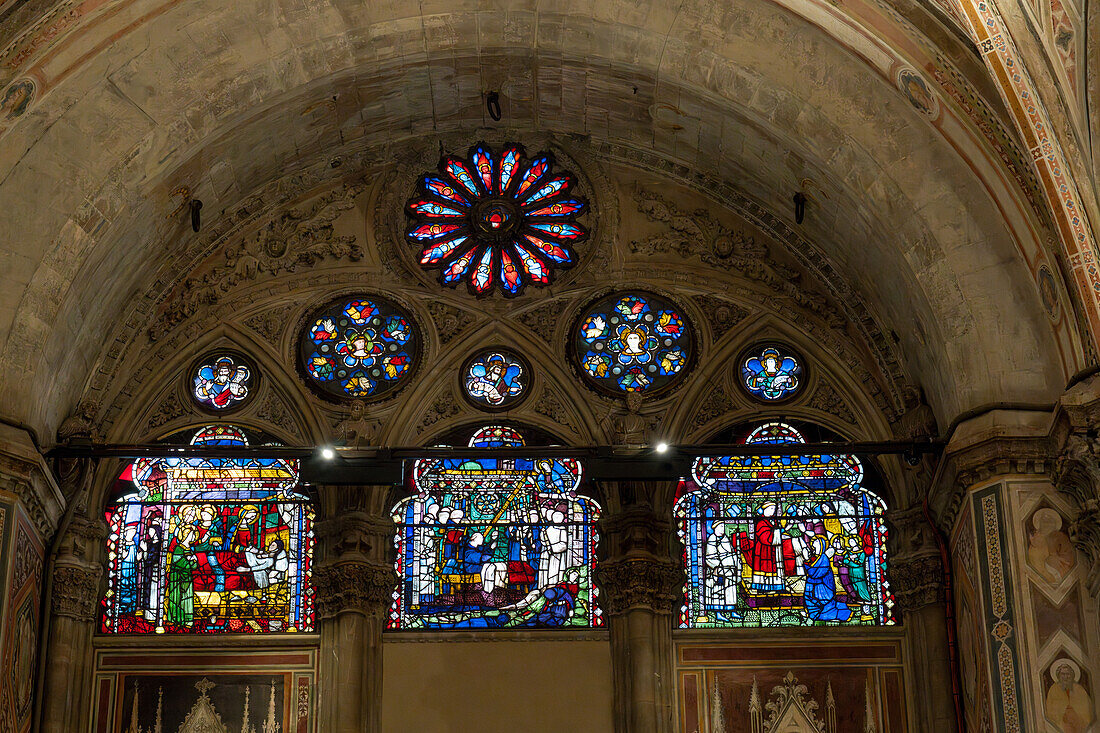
[115,674,286,733]
[1043,657,1094,732]
[951,504,995,733]
[0,507,43,733]
[1026,505,1076,584]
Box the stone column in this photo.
[887,505,956,731]
[931,407,1092,733]
[40,512,106,732]
[594,482,683,733]
[312,485,397,733]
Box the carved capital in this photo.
[312,562,397,619]
[1069,506,1100,598]
[887,554,945,612]
[1051,432,1100,506]
[595,558,684,616]
[884,506,946,612]
[51,562,102,621]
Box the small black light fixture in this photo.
[190,199,203,233]
[486,91,502,121]
[793,192,806,224]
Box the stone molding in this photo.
[930,428,1049,529]
[595,558,684,616]
[312,561,397,619]
[0,422,64,538]
[1068,507,1100,598]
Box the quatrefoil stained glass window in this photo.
[404,143,589,296]
[573,292,694,396]
[298,296,420,402]
[740,344,804,402]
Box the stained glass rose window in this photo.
[298,296,419,401]
[572,292,694,396]
[740,344,804,401]
[404,143,589,296]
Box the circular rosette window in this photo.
[190,351,255,412]
[739,343,805,402]
[460,348,531,411]
[572,292,694,396]
[404,142,589,297]
[298,296,420,402]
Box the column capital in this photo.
[1068,506,1100,598]
[885,506,946,613]
[51,561,103,621]
[928,410,1049,529]
[312,561,397,620]
[595,557,684,616]
[0,422,65,539]
[312,498,397,620]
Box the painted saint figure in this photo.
[1045,659,1093,733]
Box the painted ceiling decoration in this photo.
[404,143,589,297]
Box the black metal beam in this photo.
[47,439,942,460]
[47,439,943,484]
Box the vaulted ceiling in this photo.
[0,0,1090,442]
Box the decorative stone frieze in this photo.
[888,554,945,612]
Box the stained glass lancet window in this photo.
[674,422,893,628]
[388,426,601,630]
[101,425,314,634]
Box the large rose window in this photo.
[298,296,420,402]
[404,143,589,296]
[572,292,694,396]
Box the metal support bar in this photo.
[47,439,943,460]
[47,439,943,484]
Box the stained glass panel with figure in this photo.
[674,422,893,628]
[101,425,314,634]
[388,426,601,630]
